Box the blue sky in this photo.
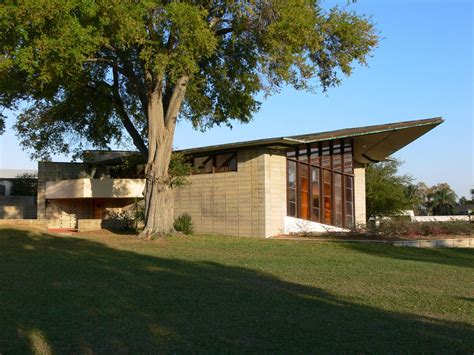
[0,0,472,197]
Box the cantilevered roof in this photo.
[177,117,444,164]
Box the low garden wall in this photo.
[78,219,126,232]
[0,219,47,228]
[0,196,37,219]
[394,238,473,248]
[412,215,470,222]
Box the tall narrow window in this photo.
[323,169,332,224]
[333,141,342,172]
[345,176,354,228]
[287,138,354,228]
[321,142,331,168]
[310,143,320,166]
[334,173,343,227]
[300,164,310,219]
[311,167,320,222]
[288,161,297,217]
[287,147,297,159]
[298,144,309,163]
[343,140,353,174]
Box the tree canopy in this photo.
[426,183,458,216]
[10,172,38,197]
[365,159,413,219]
[1,0,378,159]
[0,0,379,235]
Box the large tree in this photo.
[0,0,378,237]
[427,183,458,216]
[365,159,413,220]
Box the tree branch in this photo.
[165,76,188,132]
[116,52,149,112]
[215,27,233,36]
[84,57,114,65]
[112,66,148,157]
[86,55,148,113]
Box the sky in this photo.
[0,0,472,197]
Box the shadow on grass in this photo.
[342,242,474,269]
[0,229,472,353]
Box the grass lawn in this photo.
[0,228,473,353]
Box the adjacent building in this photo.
[37,117,443,236]
[0,169,38,219]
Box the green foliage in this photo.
[103,152,191,187]
[404,182,429,215]
[107,199,145,231]
[107,210,136,231]
[10,173,38,197]
[132,199,146,227]
[426,183,458,216]
[0,0,378,158]
[173,213,194,235]
[375,220,472,238]
[168,153,192,188]
[365,159,413,219]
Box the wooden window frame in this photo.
[191,151,238,175]
[286,138,355,229]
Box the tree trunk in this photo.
[141,173,175,238]
[139,76,188,239]
[140,91,175,238]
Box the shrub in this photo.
[107,200,145,232]
[174,213,194,235]
[11,173,37,196]
[374,220,473,238]
[107,211,135,231]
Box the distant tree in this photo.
[405,182,429,215]
[427,183,457,215]
[11,173,38,197]
[365,159,413,220]
[0,0,378,237]
[458,196,469,205]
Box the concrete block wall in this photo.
[0,196,37,219]
[0,205,23,219]
[174,147,267,237]
[174,148,368,237]
[78,219,102,232]
[37,162,90,219]
[263,150,287,237]
[0,219,47,228]
[353,164,366,227]
[46,199,94,229]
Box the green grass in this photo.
[0,228,473,353]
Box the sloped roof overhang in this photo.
[176,117,444,164]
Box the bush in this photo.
[174,213,194,235]
[373,220,473,238]
[11,173,37,196]
[107,211,135,231]
[106,200,144,232]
